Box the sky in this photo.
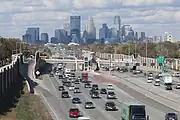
[0,0,180,40]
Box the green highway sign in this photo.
[156,56,164,64]
[56,46,64,49]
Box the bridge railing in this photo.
[95,52,180,71]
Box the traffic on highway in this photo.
[44,62,179,120]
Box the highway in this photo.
[35,62,180,120]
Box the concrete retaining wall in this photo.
[0,53,24,99]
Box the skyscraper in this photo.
[55,29,68,43]
[99,23,109,43]
[87,16,96,43]
[140,32,146,40]
[41,33,49,43]
[22,34,31,43]
[114,16,121,42]
[135,32,138,41]
[70,16,81,43]
[26,28,39,44]
[63,23,70,35]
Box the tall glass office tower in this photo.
[70,16,81,43]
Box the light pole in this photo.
[145,39,148,80]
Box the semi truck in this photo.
[79,73,88,82]
[121,102,149,120]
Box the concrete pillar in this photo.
[0,70,2,97]
[176,60,178,70]
[97,58,100,68]
[7,66,10,89]
[75,60,78,71]
[4,68,7,94]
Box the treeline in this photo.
[0,38,42,65]
[79,41,180,58]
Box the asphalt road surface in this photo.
[37,63,180,120]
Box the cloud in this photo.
[0,0,180,40]
[12,11,71,21]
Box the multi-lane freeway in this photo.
[34,62,180,120]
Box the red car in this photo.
[69,108,80,118]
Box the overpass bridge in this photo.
[44,58,130,70]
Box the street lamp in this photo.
[16,41,27,54]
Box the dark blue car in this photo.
[72,97,81,104]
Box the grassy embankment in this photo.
[0,83,52,120]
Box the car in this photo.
[59,75,63,79]
[92,84,98,90]
[91,91,100,99]
[175,83,180,89]
[105,101,117,111]
[166,85,172,90]
[84,83,91,88]
[69,85,75,91]
[61,91,69,98]
[107,84,114,90]
[69,108,81,118]
[100,88,107,94]
[74,87,81,93]
[158,72,163,77]
[89,89,96,95]
[165,113,178,120]
[74,80,80,84]
[84,102,95,109]
[107,91,116,99]
[172,72,180,77]
[65,81,71,87]
[58,86,64,91]
[154,80,160,86]
[72,97,81,104]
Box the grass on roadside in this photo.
[0,84,52,120]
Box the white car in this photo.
[107,84,114,90]
[172,72,180,77]
[147,79,152,83]
[69,86,75,91]
[176,84,180,89]
[154,81,160,86]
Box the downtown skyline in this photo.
[0,0,180,39]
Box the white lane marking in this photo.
[54,75,96,120]
[47,75,59,98]
[39,91,61,120]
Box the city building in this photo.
[114,16,121,42]
[127,27,135,41]
[121,25,130,42]
[82,30,88,44]
[50,37,58,44]
[135,32,138,41]
[70,16,81,43]
[55,29,68,43]
[99,23,109,43]
[63,23,70,35]
[25,28,39,44]
[164,32,174,42]
[22,34,31,43]
[87,16,96,44]
[140,32,146,40]
[41,33,49,43]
